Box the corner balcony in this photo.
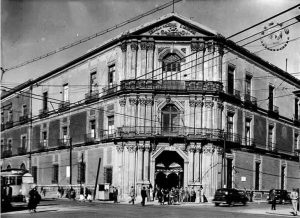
[105,79,223,95]
[19,114,30,124]
[2,150,12,158]
[58,101,70,112]
[39,108,49,119]
[243,94,257,109]
[5,121,13,129]
[17,147,27,155]
[101,126,224,144]
[102,84,118,96]
[85,90,99,104]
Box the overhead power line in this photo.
[2,0,182,73]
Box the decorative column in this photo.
[116,144,124,197]
[129,96,138,129]
[127,143,137,188]
[147,40,155,79]
[205,98,214,129]
[216,100,224,130]
[190,39,197,80]
[194,143,200,182]
[201,46,206,81]
[145,97,153,133]
[188,144,195,183]
[121,41,127,81]
[143,142,151,182]
[140,39,147,79]
[137,144,144,182]
[189,99,196,133]
[217,41,224,82]
[119,97,126,126]
[139,97,146,133]
[131,40,138,79]
[195,100,203,130]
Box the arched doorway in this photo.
[155,150,183,190]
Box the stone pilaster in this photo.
[217,43,224,82]
[137,144,144,181]
[143,143,151,182]
[188,144,195,182]
[147,40,155,79]
[140,40,147,79]
[195,100,203,129]
[127,143,137,188]
[119,96,126,126]
[145,97,153,132]
[201,47,206,81]
[194,144,200,183]
[189,99,196,131]
[138,97,146,133]
[205,99,214,129]
[121,41,127,81]
[129,96,138,127]
[131,41,138,79]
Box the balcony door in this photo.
[161,104,180,134]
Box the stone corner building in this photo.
[1,13,300,200]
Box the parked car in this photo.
[213,188,249,206]
[267,189,291,204]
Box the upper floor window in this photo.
[162,53,181,80]
[43,92,48,110]
[22,105,28,116]
[62,126,68,143]
[227,65,235,95]
[268,85,274,111]
[21,136,27,148]
[294,133,299,151]
[108,65,115,87]
[7,139,12,150]
[42,131,47,147]
[268,124,274,149]
[108,115,114,135]
[295,98,299,120]
[8,109,13,122]
[89,119,96,138]
[245,74,252,96]
[90,71,97,93]
[161,104,180,133]
[245,118,251,145]
[227,112,234,140]
[63,84,69,102]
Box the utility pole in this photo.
[29,85,33,174]
[80,152,84,188]
[93,158,101,200]
[69,138,72,185]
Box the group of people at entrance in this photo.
[155,187,198,205]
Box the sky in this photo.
[1,0,300,88]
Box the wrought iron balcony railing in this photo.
[226,87,241,99]
[103,84,118,95]
[39,108,49,119]
[243,94,257,107]
[85,90,99,104]
[2,150,12,158]
[118,79,223,93]
[58,101,70,112]
[18,147,27,155]
[57,138,70,148]
[5,121,13,129]
[19,115,30,124]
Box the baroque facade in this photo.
[1,13,300,200]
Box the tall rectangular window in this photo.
[32,166,37,184]
[8,139,12,151]
[90,120,96,138]
[104,167,113,184]
[245,74,252,96]
[90,72,97,92]
[63,84,69,102]
[227,113,234,141]
[8,109,13,122]
[281,165,285,190]
[255,162,260,190]
[62,126,68,143]
[295,99,299,120]
[21,136,27,148]
[52,164,59,184]
[78,162,86,184]
[294,133,299,151]
[42,131,47,147]
[268,125,274,150]
[108,116,114,135]
[108,65,115,87]
[43,92,48,110]
[245,118,251,146]
[22,105,28,116]
[269,85,274,111]
[227,66,234,94]
[226,159,233,189]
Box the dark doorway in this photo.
[155,150,183,189]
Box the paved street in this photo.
[2,199,299,218]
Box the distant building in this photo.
[1,13,299,200]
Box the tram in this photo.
[1,168,34,202]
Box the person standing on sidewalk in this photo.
[270,189,276,210]
[129,186,135,205]
[290,188,299,216]
[141,187,147,206]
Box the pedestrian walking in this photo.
[113,187,118,203]
[70,187,76,200]
[60,187,64,198]
[191,187,196,202]
[28,186,41,213]
[129,186,135,205]
[290,188,299,216]
[141,187,147,206]
[249,188,254,202]
[79,186,85,201]
[157,188,163,205]
[270,189,276,210]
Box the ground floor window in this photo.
[32,166,37,184]
[255,162,260,190]
[104,167,112,184]
[52,164,59,184]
